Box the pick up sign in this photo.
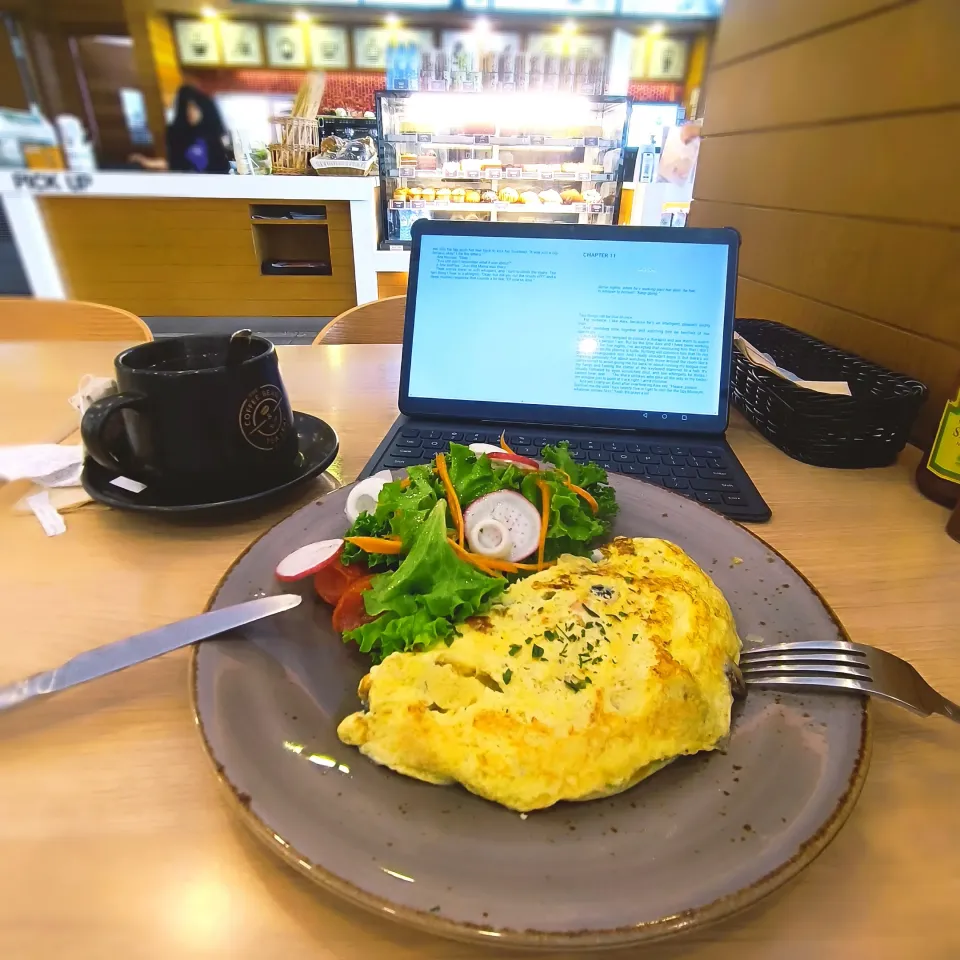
[12,172,93,193]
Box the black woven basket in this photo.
[731,318,927,468]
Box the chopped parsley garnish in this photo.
[502,668,512,685]
[531,644,545,660]
[631,633,638,642]
[508,644,521,656]
[564,677,590,692]
[559,643,569,660]
[578,652,592,668]
[543,629,556,642]
[582,605,601,619]
[593,656,603,664]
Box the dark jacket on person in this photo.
[166,85,231,174]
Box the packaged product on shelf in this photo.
[582,188,603,205]
[481,190,498,203]
[442,160,460,177]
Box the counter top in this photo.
[0,170,378,201]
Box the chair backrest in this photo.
[313,295,406,345]
[0,298,152,342]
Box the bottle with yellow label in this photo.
[916,376,960,508]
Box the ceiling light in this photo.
[647,21,665,34]
[200,5,218,18]
[294,10,310,22]
[384,13,401,28]
[560,19,577,34]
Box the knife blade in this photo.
[0,593,302,713]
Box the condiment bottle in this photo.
[915,373,960,508]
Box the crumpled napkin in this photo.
[1,375,117,536]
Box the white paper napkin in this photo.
[734,334,852,396]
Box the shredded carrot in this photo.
[447,538,503,578]
[345,536,404,555]
[499,431,516,455]
[434,453,464,546]
[536,479,551,569]
[555,469,599,514]
[399,477,411,489]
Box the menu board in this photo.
[527,32,607,58]
[488,0,615,12]
[174,20,220,67]
[363,0,452,7]
[266,23,308,68]
[309,25,349,68]
[220,22,264,67]
[646,37,688,80]
[619,0,722,14]
[353,27,433,69]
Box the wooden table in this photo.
[1,341,958,960]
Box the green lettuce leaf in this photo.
[343,501,505,662]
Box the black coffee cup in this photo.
[81,334,299,494]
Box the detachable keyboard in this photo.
[362,420,772,523]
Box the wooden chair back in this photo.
[0,298,152,342]
[312,296,406,345]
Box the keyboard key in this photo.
[663,477,689,490]
[602,441,625,452]
[691,479,738,492]
[441,431,462,441]
[687,457,709,467]
[514,445,538,456]
[627,442,650,453]
[587,451,610,462]
[647,465,671,476]
[651,444,671,455]
[462,432,485,443]
[422,439,446,450]
[662,455,686,467]
[697,491,724,504]
[708,458,725,469]
[612,452,635,463]
[567,449,586,461]
[672,466,697,478]
[640,475,664,487]
[620,463,645,475]
[671,446,689,456]
[690,446,724,458]
[675,490,697,500]
[422,430,442,440]
[384,457,415,467]
[723,494,747,506]
[396,437,422,448]
[638,454,661,465]
[580,439,604,451]
[400,428,420,438]
[507,434,533,446]
[698,468,730,479]
[604,461,623,473]
[486,432,507,443]
[532,437,549,447]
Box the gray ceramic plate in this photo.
[193,475,871,950]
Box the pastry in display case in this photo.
[376,91,629,248]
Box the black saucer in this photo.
[81,412,339,515]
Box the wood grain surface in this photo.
[1,341,958,960]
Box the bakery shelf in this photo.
[377,91,629,249]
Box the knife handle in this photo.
[0,671,56,712]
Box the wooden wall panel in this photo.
[0,21,28,109]
[704,0,960,135]
[693,0,959,445]
[711,0,910,66]
[690,200,960,346]
[376,272,408,299]
[735,279,960,441]
[39,198,358,318]
[695,111,960,228]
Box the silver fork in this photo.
[739,640,960,723]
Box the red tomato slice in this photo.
[331,575,375,633]
[487,451,539,470]
[313,561,367,606]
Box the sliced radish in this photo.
[463,491,541,562]
[466,517,513,559]
[488,451,539,471]
[345,473,391,523]
[468,442,503,455]
[276,538,344,582]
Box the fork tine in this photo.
[742,675,873,697]
[740,641,866,657]
[741,661,872,682]
[739,650,867,667]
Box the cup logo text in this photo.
[239,385,288,451]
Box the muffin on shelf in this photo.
[519,190,542,205]
[392,187,410,202]
[560,188,583,204]
[538,189,562,205]
[420,187,436,202]
[498,186,520,203]
[450,187,466,203]
[582,189,603,205]
[464,189,482,204]
[436,187,452,202]
[408,187,424,201]
[481,190,498,203]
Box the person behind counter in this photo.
[130,85,231,174]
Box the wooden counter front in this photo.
[38,197,359,318]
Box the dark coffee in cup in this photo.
[81,334,299,493]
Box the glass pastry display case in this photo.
[376,92,629,248]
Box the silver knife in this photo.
[0,593,302,712]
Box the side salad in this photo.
[275,439,617,662]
